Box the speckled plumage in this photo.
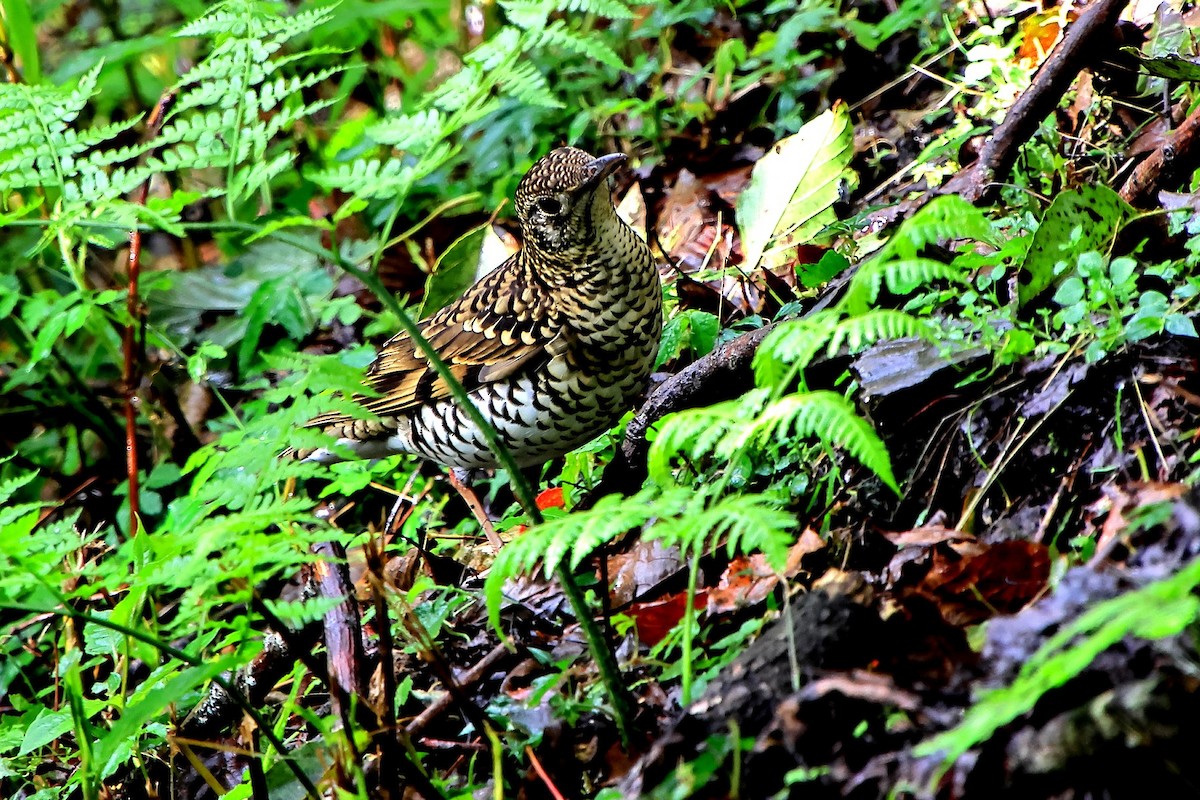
[303,147,663,469]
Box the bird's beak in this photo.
[579,153,627,191]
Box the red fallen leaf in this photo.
[918,540,1051,626]
[707,555,773,613]
[536,487,565,510]
[630,590,709,646]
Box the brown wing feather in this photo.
[306,265,559,429]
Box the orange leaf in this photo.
[536,487,565,510]
[629,590,708,646]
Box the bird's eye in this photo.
[536,196,564,215]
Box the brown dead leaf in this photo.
[707,531,824,614]
[701,165,752,207]
[608,539,685,606]
[882,525,974,547]
[1092,482,1188,564]
[657,169,713,260]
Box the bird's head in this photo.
[515,147,626,254]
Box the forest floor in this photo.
[6,1,1200,798]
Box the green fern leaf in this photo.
[485,488,682,630]
[557,0,635,19]
[873,195,998,261]
[650,491,795,571]
[0,461,37,506]
[498,61,563,109]
[917,554,1200,768]
[370,109,447,150]
[499,0,554,29]
[732,390,899,493]
[528,20,626,70]
[841,257,965,314]
[647,393,768,485]
[824,309,934,356]
[307,141,459,200]
[753,309,841,386]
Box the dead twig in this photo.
[405,643,511,736]
[1119,102,1200,206]
[935,0,1130,205]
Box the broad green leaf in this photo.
[737,102,856,271]
[1018,185,1133,307]
[1118,48,1200,81]
[1,0,40,83]
[20,700,104,755]
[798,249,849,289]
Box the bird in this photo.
[299,147,663,471]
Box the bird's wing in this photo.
[306,270,562,427]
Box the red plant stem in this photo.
[123,227,142,535]
[525,746,567,800]
[122,89,176,537]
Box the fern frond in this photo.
[485,488,689,628]
[824,309,934,357]
[753,309,841,386]
[175,6,250,37]
[874,195,999,261]
[527,20,626,70]
[484,484,794,632]
[426,66,484,114]
[0,462,37,506]
[841,257,965,314]
[307,141,459,200]
[262,97,337,142]
[146,143,232,175]
[63,165,153,204]
[369,109,447,150]
[177,1,334,49]
[498,0,554,29]
[728,390,899,493]
[500,0,635,29]
[0,64,144,200]
[651,385,898,493]
[650,490,795,570]
[253,67,343,114]
[498,61,562,109]
[464,27,523,72]
[647,392,769,486]
[556,0,635,18]
[918,554,1200,767]
[229,153,296,202]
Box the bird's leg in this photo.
[445,467,504,552]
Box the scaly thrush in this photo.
[301,147,663,469]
